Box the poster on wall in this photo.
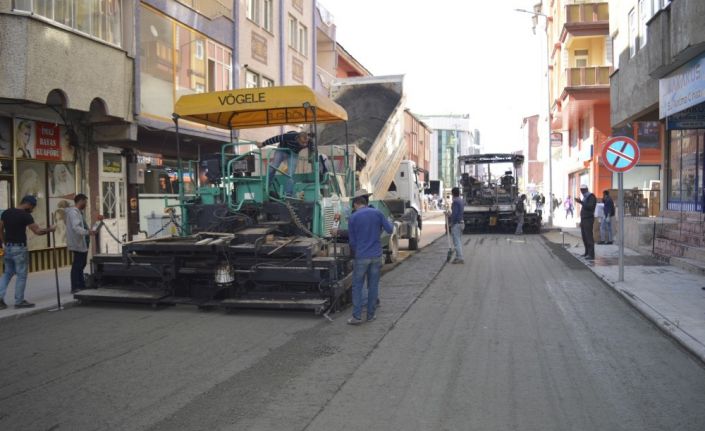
[14,118,35,159]
[49,163,76,198]
[59,126,75,162]
[17,160,48,250]
[49,198,73,247]
[0,118,12,158]
[103,153,123,174]
[35,122,62,160]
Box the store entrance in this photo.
[98,150,127,253]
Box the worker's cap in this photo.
[353,189,372,199]
[20,195,37,207]
[579,184,589,190]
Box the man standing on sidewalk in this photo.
[599,190,615,245]
[347,189,394,325]
[449,187,465,264]
[575,184,597,259]
[65,194,95,293]
[515,194,527,235]
[0,196,55,309]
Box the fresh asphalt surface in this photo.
[1,233,705,430]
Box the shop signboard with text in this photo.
[659,53,705,118]
[35,122,62,161]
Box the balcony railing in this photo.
[565,2,609,24]
[566,66,612,87]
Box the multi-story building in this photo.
[417,114,479,188]
[0,0,136,269]
[0,0,320,263]
[520,115,545,194]
[611,0,703,215]
[403,110,431,183]
[542,0,613,200]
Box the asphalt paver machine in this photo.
[459,153,540,233]
[75,86,358,314]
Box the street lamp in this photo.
[515,7,554,227]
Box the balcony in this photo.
[565,66,612,88]
[175,0,232,19]
[561,2,609,41]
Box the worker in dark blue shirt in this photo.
[449,187,465,264]
[257,131,310,197]
[347,189,393,325]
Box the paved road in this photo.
[1,234,704,430]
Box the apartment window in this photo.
[628,8,637,57]
[14,0,122,47]
[574,49,588,68]
[207,41,232,92]
[298,23,308,56]
[288,15,297,48]
[261,76,274,87]
[245,70,260,88]
[139,5,232,119]
[263,0,273,32]
[247,0,259,24]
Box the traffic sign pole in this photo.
[600,136,639,283]
[618,172,624,282]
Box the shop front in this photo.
[660,52,705,213]
[0,116,77,272]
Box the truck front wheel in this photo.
[408,224,419,250]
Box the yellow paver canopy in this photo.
[173,85,348,129]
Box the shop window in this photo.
[668,131,681,202]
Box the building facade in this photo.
[417,114,479,188]
[0,0,136,269]
[403,110,431,183]
[0,0,321,266]
[542,0,613,201]
[521,115,545,194]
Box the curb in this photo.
[0,298,78,324]
[542,233,705,365]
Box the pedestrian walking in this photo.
[599,190,615,245]
[347,189,393,325]
[64,194,96,293]
[575,184,597,259]
[536,193,545,220]
[515,194,527,235]
[564,196,574,219]
[257,131,310,197]
[0,195,55,309]
[449,187,464,264]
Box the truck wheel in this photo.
[386,233,399,263]
[408,225,419,250]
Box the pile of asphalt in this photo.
[319,84,401,154]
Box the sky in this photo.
[319,0,548,153]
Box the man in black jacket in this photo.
[257,131,310,197]
[575,184,597,259]
[600,190,616,245]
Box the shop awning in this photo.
[173,86,348,129]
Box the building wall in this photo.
[0,14,134,121]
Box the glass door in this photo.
[99,150,127,254]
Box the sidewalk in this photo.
[544,228,705,363]
[0,267,74,322]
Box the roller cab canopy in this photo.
[173,85,348,129]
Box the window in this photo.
[574,49,588,68]
[298,23,308,56]
[245,70,274,88]
[288,15,297,48]
[638,0,651,48]
[245,70,260,88]
[628,8,637,57]
[247,0,259,23]
[263,0,273,32]
[140,5,231,118]
[261,76,274,87]
[15,0,122,47]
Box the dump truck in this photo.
[458,153,540,233]
[320,75,422,257]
